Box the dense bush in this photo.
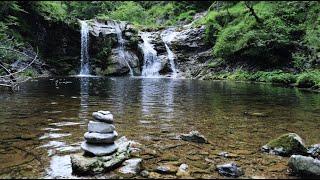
[199,1,320,68]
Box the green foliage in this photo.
[32,1,68,22]
[296,71,320,88]
[108,2,146,25]
[201,1,320,67]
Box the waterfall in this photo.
[79,21,90,76]
[139,32,162,77]
[112,21,133,76]
[161,28,178,77]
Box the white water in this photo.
[79,21,90,76]
[161,28,179,78]
[139,32,162,77]
[112,21,134,76]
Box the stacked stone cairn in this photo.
[81,110,118,156]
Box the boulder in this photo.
[71,136,132,175]
[81,142,118,156]
[180,130,208,144]
[288,155,320,177]
[261,133,308,156]
[216,162,244,177]
[84,131,118,144]
[88,121,115,133]
[92,112,114,123]
[118,158,142,175]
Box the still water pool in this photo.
[0,77,319,178]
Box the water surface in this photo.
[0,77,319,178]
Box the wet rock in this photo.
[81,142,118,156]
[118,158,142,175]
[288,155,320,177]
[180,130,208,144]
[155,164,178,174]
[84,131,118,144]
[92,112,114,123]
[176,163,190,177]
[71,136,131,175]
[308,144,320,159]
[88,121,115,133]
[261,133,308,156]
[140,170,149,177]
[216,162,244,177]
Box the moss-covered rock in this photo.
[261,133,308,156]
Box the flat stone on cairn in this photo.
[81,110,118,156]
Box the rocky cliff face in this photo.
[18,8,212,78]
[86,19,141,76]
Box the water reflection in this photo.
[79,77,90,121]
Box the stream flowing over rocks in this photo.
[69,16,211,78]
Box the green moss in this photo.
[266,133,307,156]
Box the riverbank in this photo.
[200,69,320,93]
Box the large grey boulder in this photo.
[84,131,118,144]
[261,133,308,156]
[288,155,320,177]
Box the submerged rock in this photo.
[176,163,190,177]
[261,133,307,156]
[288,155,320,177]
[216,162,244,177]
[180,130,208,144]
[84,131,118,144]
[81,142,118,156]
[155,164,178,174]
[308,144,320,159]
[88,121,115,133]
[243,112,268,117]
[118,158,142,175]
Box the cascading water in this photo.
[139,32,162,77]
[112,21,133,76]
[161,28,179,77]
[79,21,90,76]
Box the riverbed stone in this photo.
[118,158,142,175]
[155,164,178,174]
[180,130,208,143]
[92,112,114,123]
[176,163,190,177]
[88,121,115,133]
[216,162,244,177]
[261,133,308,156]
[308,144,320,159]
[84,131,118,144]
[81,142,118,156]
[288,155,320,177]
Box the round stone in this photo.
[84,131,118,144]
[88,121,115,133]
[92,112,114,123]
[81,142,118,156]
